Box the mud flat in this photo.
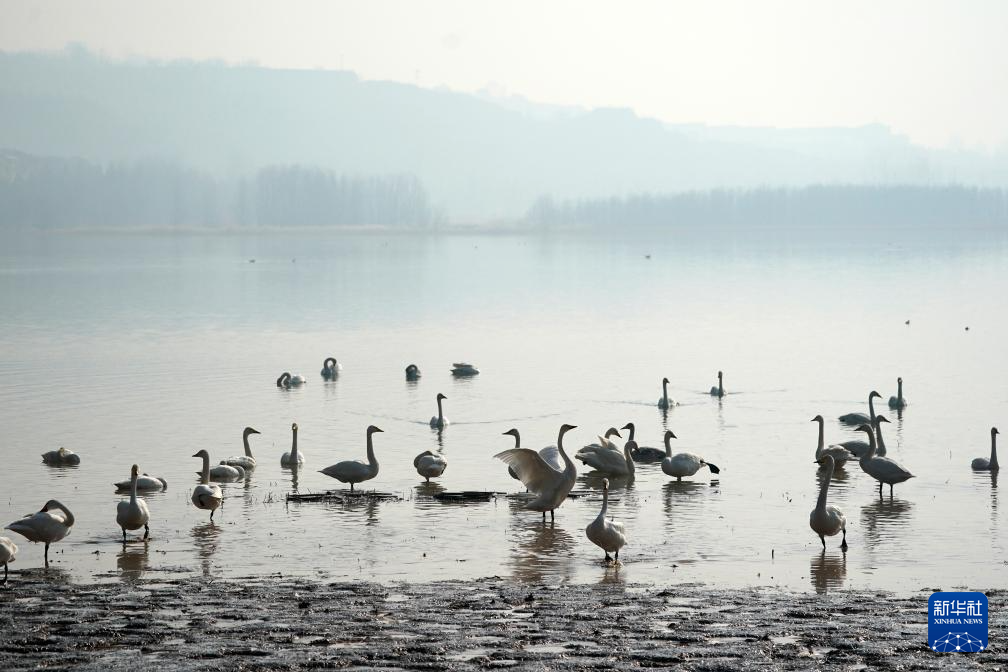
[0,575,1003,670]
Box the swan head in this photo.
[621,422,634,433]
[855,423,873,435]
[324,357,337,368]
[40,499,60,512]
[502,428,519,438]
[559,423,577,436]
[897,376,902,384]
[367,425,384,435]
[131,464,140,478]
[811,415,824,423]
[244,427,260,438]
[869,390,881,400]
[664,430,677,441]
[717,370,723,378]
[993,427,1000,436]
[436,393,447,401]
[603,427,622,439]
[192,449,210,460]
[291,422,298,432]
[875,415,891,425]
[662,377,669,384]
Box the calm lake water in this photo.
[1,227,1006,593]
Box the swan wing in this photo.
[495,448,562,493]
[538,446,564,472]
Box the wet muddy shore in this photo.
[1,575,1003,670]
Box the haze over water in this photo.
[1,228,1006,592]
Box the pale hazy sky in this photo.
[2,0,1006,149]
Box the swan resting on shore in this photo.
[809,455,847,550]
[586,478,627,563]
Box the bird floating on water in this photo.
[658,376,677,409]
[888,377,908,409]
[405,364,421,381]
[971,427,999,471]
[430,393,449,429]
[320,357,341,380]
[838,390,881,426]
[41,447,80,466]
[709,371,725,398]
[221,427,260,471]
[281,423,304,467]
[276,372,306,388]
[451,362,480,377]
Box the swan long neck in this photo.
[624,445,635,475]
[992,432,999,469]
[290,427,298,463]
[599,486,609,519]
[243,432,253,458]
[52,501,74,528]
[816,462,833,511]
[897,379,903,401]
[662,379,669,404]
[512,432,520,449]
[815,419,824,452]
[200,454,210,484]
[868,394,877,423]
[436,396,443,423]
[558,429,575,475]
[664,433,672,458]
[718,372,723,397]
[366,432,378,467]
[875,420,886,451]
[130,470,139,503]
[626,424,635,441]
[862,428,878,460]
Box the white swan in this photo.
[429,393,449,429]
[621,422,664,462]
[405,364,421,381]
[838,390,881,426]
[191,450,223,521]
[4,499,74,566]
[888,377,908,409]
[276,372,306,388]
[856,423,914,497]
[0,536,16,584]
[221,426,260,471]
[41,447,80,465]
[585,478,627,563]
[661,430,720,481]
[320,357,342,380]
[451,362,479,377]
[281,422,305,467]
[658,377,677,409]
[971,427,1000,471]
[116,464,151,542]
[709,370,725,398]
[811,415,854,466]
[319,425,383,491]
[197,462,246,482]
[413,450,447,483]
[809,455,847,550]
[575,430,634,477]
[495,424,578,521]
[837,415,890,459]
[113,473,167,492]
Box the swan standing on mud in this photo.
[709,371,725,398]
[810,455,847,550]
[586,478,627,563]
[658,377,677,409]
[0,537,16,583]
[856,423,914,497]
[811,415,854,466]
[320,357,341,380]
[413,450,447,483]
[221,427,261,471]
[4,500,75,566]
[661,430,720,481]
[972,427,1000,471]
[41,447,80,465]
[495,424,578,521]
[320,425,383,491]
[116,464,150,542]
[191,450,223,521]
[888,377,908,409]
[429,393,449,429]
[281,423,304,467]
[839,391,881,426]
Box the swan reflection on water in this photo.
[859,497,914,546]
[190,522,221,577]
[117,542,150,583]
[810,550,847,594]
[507,519,575,583]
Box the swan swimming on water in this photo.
[839,391,881,426]
[114,473,167,492]
[281,422,305,467]
[888,377,908,409]
[0,536,16,584]
[4,499,75,566]
[320,357,342,380]
[709,370,725,398]
[201,462,245,482]
[319,425,383,491]
[621,422,665,462]
[276,372,306,388]
[429,393,449,429]
[658,377,677,409]
[575,429,634,477]
[811,415,854,466]
[451,362,479,376]
[41,447,80,465]
[221,427,261,471]
[585,478,627,563]
[405,364,421,381]
[809,455,847,550]
[855,423,914,497]
[413,450,447,483]
[116,464,151,542]
[971,427,999,471]
[661,430,720,481]
[191,450,223,521]
[495,424,578,521]
[837,415,890,459]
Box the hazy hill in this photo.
[2,48,1007,220]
